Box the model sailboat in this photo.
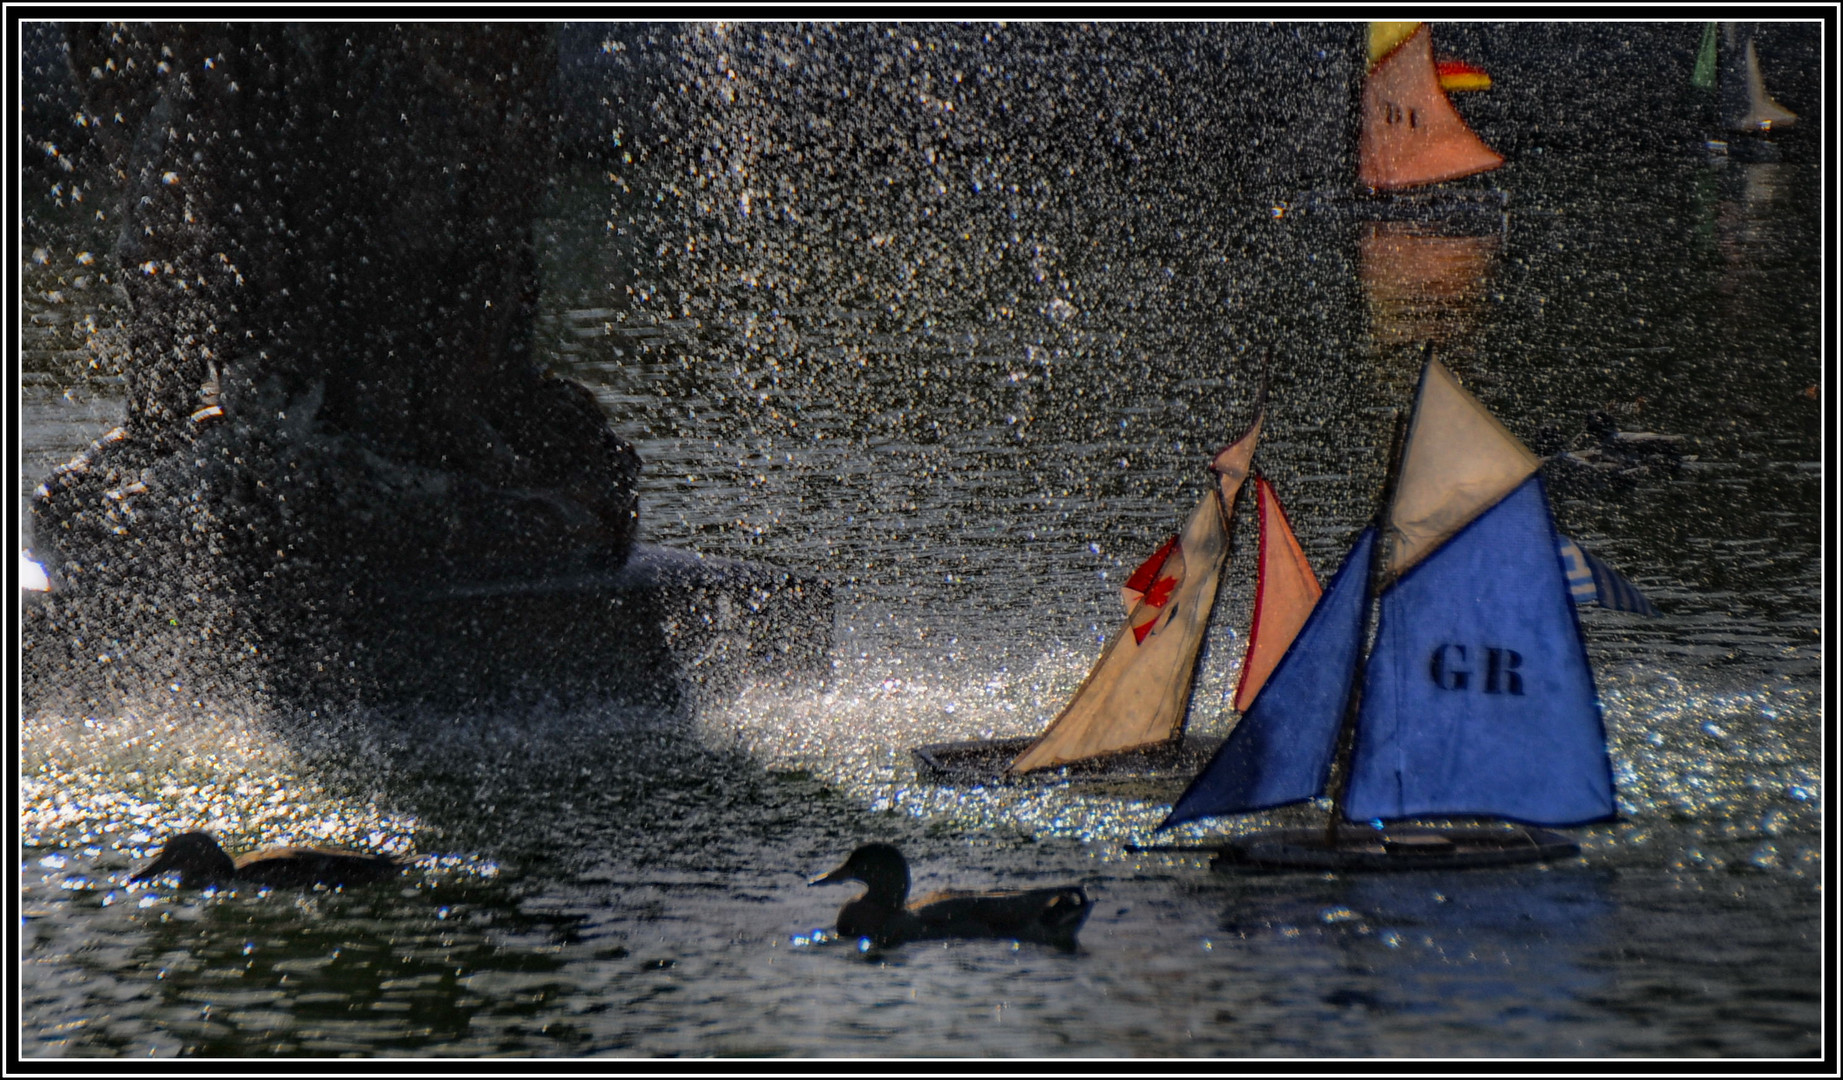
[1005,417,1258,775]
[1159,352,1623,870]
[912,380,1266,783]
[1718,22,1798,133]
[1358,22,1504,193]
[1697,22,1798,159]
[1287,22,1506,223]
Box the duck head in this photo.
[810,843,910,908]
[131,831,237,887]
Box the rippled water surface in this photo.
[18,23,1823,1058]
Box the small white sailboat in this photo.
[1156,349,1635,870]
[1699,22,1798,159]
[1724,23,1798,133]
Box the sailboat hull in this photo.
[913,733,1223,786]
[1714,136,1786,163]
[1279,188,1508,230]
[1210,826,1580,871]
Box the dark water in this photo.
[19,23,1822,1058]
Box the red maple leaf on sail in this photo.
[1123,535,1185,645]
[1142,574,1178,609]
[1121,536,1178,605]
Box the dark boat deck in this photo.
[1204,826,1581,871]
[913,734,1224,788]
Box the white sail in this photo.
[1741,37,1798,130]
[1387,359,1539,576]
[1722,24,1798,132]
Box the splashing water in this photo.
[20,22,1821,1057]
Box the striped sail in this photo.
[1557,535,1661,617]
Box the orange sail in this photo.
[1359,23,1504,192]
[1231,477,1322,712]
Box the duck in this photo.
[129,831,403,890]
[1534,407,1691,491]
[1574,410,1688,467]
[809,842,1092,949]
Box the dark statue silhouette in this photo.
[23,25,823,713]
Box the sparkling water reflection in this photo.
[19,23,1821,1058]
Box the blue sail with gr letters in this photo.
[1160,528,1375,828]
[1345,475,1615,825]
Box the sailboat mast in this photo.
[1218,349,1271,537]
[1322,347,1423,843]
[1191,351,1270,732]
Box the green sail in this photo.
[1692,21,1718,90]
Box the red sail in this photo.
[1358,24,1504,192]
[1232,477,1323,712]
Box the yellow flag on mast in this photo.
[1369,22,1422,68]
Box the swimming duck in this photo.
[1574,410,1688,467]
[1535,408,1691,492]
[810,843,1092,949]
[129,831,402,890]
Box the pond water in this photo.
[18,23,1822,1058]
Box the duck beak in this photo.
[129,854,172,883]
[809,864,851,887]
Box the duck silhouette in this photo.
[1535,408,1690,490]
[130,831,403,890]
[1574,410,1689,467]
[810,843,1092,949]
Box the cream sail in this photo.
[1387,359,1538,576]
[1006,418,1260,774]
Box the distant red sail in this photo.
[1359,24,1504,191]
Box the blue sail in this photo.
[1159,528,1376,829]
[1345,476,1615,826]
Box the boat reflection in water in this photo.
[1357,220,1500,350]
[1210,867,1616,1030]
